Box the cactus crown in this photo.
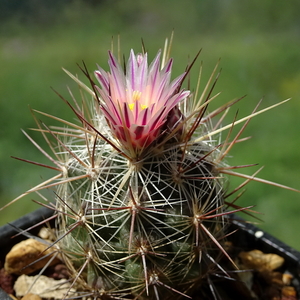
[6,35,295,299]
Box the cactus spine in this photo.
[9,37,293,299]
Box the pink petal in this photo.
[123,102,133,128]
[128,50,138,90]
[136,107,151,125]
[95,68,110,93]
[133,125,145,140]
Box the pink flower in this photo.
[95,50,189,155]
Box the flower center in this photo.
[129,90,147,111]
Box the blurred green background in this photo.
[1,0,300,249]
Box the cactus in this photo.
[6,36,295,299]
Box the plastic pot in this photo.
[1,208,299,299]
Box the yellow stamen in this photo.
[132,90,142,101]
[128,90,148,111]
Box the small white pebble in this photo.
[255,230,264,238]
[38,227,51,239]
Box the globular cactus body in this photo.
[60,137,223,298]
[8,37,293,300]
[54,44,228,299]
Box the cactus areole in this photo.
[8,36,295,300]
